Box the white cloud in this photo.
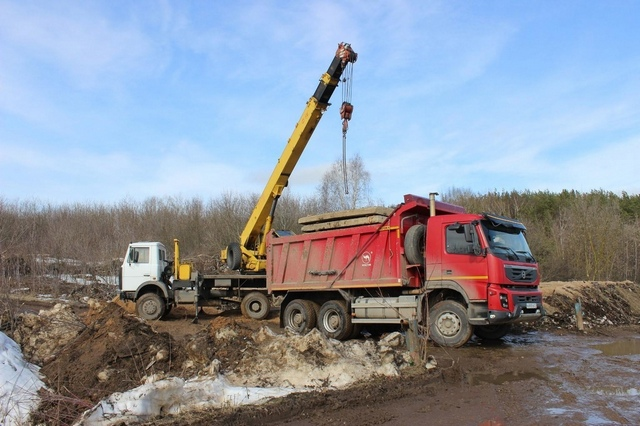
[0,1,155,87]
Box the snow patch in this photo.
[0,332,45,426]
[77,375,296,426]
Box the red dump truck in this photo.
[269,193,544,347]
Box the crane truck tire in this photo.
[240,291,271,320]
[283,299,318,334]
[428,300,473,348]
[226,242,242,270]
[317,300,353,341]
[474,324,512,340]
[404,224,426,266]
[136,292,166,321]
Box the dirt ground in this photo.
[5,280,640,425]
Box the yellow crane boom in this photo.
[223,42,357,272]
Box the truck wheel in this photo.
[474,324,511,340]
[136,293,166,321]
[318,300,353,341]
[428,300,472,348]
[240,291,270,320]
[283,299,317,334]
[227,242,242,270]
[405,224,425,266]
[162,303,173,318]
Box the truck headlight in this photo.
[499,293,509,309]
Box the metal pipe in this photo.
[429,192,439,217]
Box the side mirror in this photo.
[463,224,473,243]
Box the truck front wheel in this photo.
[136,293,166,321]
[429,300,473,348]
[318,300,353,341]
[283,299,318,334]
[240,291,270,320]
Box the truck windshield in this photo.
[481,220,535,263]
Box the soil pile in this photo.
[11,303,86,365]
[228,327,410,388]
[540,281,640,328]
[29,302,201,424]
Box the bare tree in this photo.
[317,153,373,211]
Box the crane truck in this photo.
[118,42,358,322]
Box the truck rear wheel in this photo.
[283,299,318,334]
[405,224,425,266]
[317,300,353,341]
[136,293,166,321]
[240,291,270,320]
[429,300,472,348]
[474,324,511,340]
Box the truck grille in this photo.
[513,294,542,304]
[505,266,537,283]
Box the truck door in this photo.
[440,221,488,301]
[122,246,155,291]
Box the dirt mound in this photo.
[11,303,86,365]
[22,302,282,424]
[228,328,410,388]
[33,302,197,424]
[540,281,640,328]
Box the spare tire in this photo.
[405,224,425,266]
[226,242,242,270]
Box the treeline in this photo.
[0,193,321,279]
[1,189,639,283]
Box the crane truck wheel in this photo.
[136,292,166,321]
[405,224,426,266]
[240,291,271,320]
[317,300,353,341]
[428,300,473,348]
[474,324,511,340]
[283,299,318,334]
[226,242,242,270]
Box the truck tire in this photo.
[283,299,317,334]
[474,324,511,340]
[318,300,353,341]
[227,242,242,270]
[162,303,173,318]
[136,293,166,321]
[405,224,425,266]
[428,300,472,348]
[240,291,270,320]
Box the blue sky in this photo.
[1,1,639,205]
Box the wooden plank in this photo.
[301,214,390,232]
[298,206,393,225]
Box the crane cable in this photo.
[340,59,354,195]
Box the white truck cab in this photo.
[118,240,270,322]
[120,242,169,292]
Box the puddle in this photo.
[591,339,640,356]
[465,370,547,386]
